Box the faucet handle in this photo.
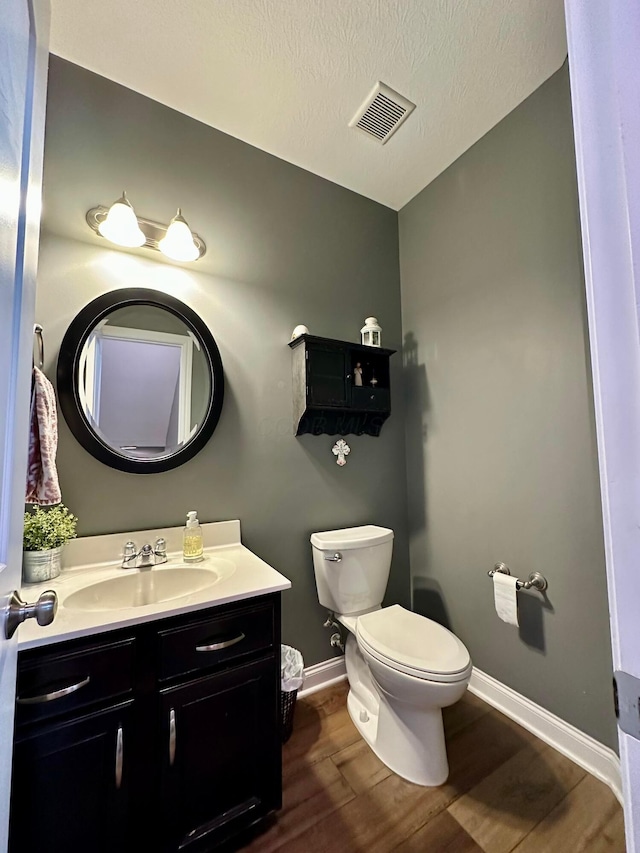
[122,541,137,569]
[154,538,167,559]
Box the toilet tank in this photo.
[310,525,394,616]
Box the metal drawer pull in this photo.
[195,632,245,652]
[17,675,91,705]
[115,725,123,790]
[169,709,176,766]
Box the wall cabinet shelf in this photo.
[9,594,282,853]
[288,334,396,437]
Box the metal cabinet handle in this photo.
[195,632,245,652]
[115,725,123,790]
[4,589,57,640]
[324,552,342,563]
[169,709,176,766]
[17,675,90,705]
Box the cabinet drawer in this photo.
[16,638,135,727]
[158,603,275,681]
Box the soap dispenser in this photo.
[183,511,204,562]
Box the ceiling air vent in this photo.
[349,82,415,144]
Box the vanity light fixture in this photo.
[86,193,206,262]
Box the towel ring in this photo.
[33,324,44,369]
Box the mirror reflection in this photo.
[78,305,211,460]
[58,288,224,474]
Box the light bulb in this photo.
[158,209,199,262]
[97,192,145,248]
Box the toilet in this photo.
[311,525,472,786]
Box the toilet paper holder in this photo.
[488,562,548,592]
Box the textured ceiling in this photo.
[49,0,567,210]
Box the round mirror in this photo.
[57,289,224,473]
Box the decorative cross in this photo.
[332,439,351,467]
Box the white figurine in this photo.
[291,324,309,341]
[354,363,363,386]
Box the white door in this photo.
[0,0,50,849]
[564,1,640,850]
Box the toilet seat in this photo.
[356,605,471,684]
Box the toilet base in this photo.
[347,687,449,787]
[344,636,451,787]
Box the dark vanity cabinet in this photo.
[159,658,278,849]
[9,594,282,853]
[11,702,135,853]
[289,334,396,436]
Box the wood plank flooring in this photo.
[240,682,626,853]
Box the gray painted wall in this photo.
[39,56,616,749]
[399,67,617,748]
[37,56,411,667]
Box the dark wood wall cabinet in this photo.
[9,594,282,853]
[288,334,396,437]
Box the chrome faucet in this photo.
[121,538,168,569]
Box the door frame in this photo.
[0,0,50,847]
[564,1,640,849]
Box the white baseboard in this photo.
[298,656,346,698]
[469,667,622,804]
[298,658,622,803]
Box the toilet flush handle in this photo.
[324,552,342,563]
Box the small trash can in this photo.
[281,645,304,743]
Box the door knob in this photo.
[4,589,58,640]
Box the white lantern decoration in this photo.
[361,317,382,347]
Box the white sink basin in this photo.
[63,559,236,612]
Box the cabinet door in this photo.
[307,343,348,407]
[159,656,279,851]
[9,701,134,853]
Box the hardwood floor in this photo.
[240,682,626,853]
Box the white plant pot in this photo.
[22,546,63,584]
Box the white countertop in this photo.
[18,520,291,651]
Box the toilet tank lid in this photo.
[310,525,393,551]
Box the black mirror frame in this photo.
[57,288,224,474]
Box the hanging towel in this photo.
[25,367,62,506]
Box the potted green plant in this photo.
[23,504,78,584]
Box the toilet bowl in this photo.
[311,525,472,786]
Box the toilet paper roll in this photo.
[493,572,519,626]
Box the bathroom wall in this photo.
[37,56,411,667]
[399,66,617,748]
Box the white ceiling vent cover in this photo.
[349,82,416,145]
